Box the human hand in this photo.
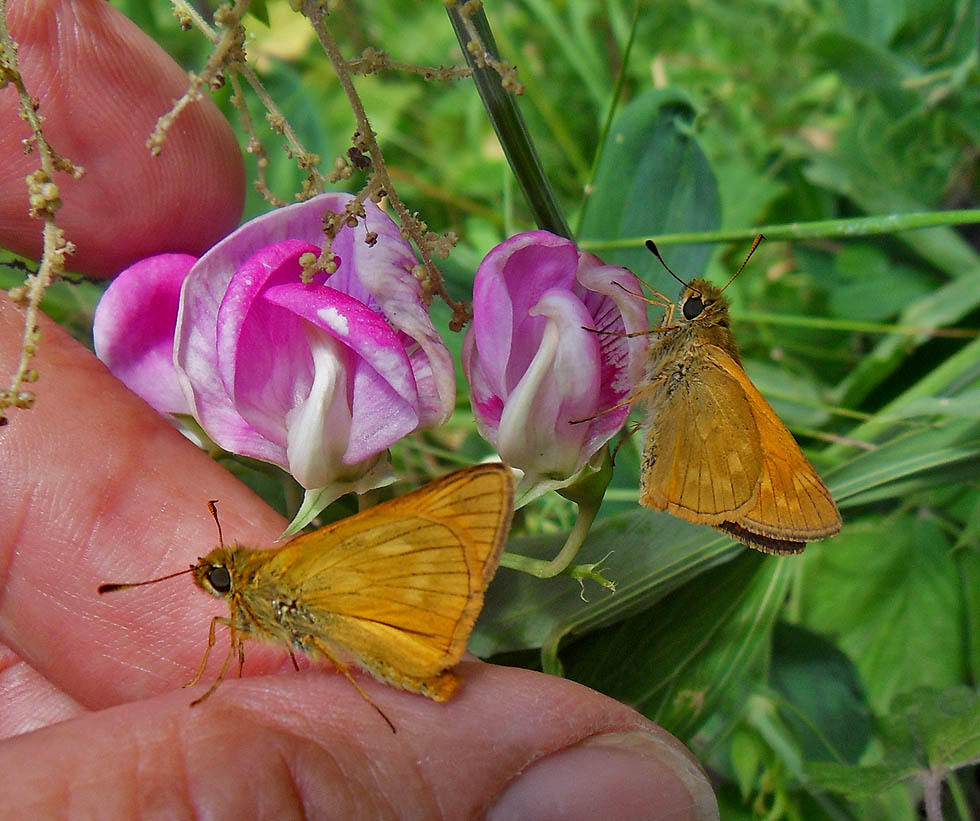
[0,2,718,816]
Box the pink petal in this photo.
[346,204,456,426]
[174,194,355,463]
[471,231,579,397]
[263,282,420,464]
[496,290,600,476]
[93,253,195,414]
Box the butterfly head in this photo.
[193,547,239,599]
[678,278,730,327]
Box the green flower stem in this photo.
[580,209,980,251]
[500,449,615,589]
[446,3,570,238]
[499,494,605,584]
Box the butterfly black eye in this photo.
[683,295,704,320]
[207,566,232,593]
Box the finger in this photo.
[0,663,718,819]
[0,0,244,276]
[0,293,286,707]
[0,642,85,741]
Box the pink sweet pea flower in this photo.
[462,230,650,496]
[94,193,455,527]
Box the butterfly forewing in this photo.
[264,464,514,685]
[641,346,764,522]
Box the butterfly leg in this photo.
[610,421,642,463]
[184,615,232,688]
[303,635,397,734]
[612,278,672,308]
[189,626,241,707]
[585,324,680,338]
[569,378,663,424]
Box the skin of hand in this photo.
[0,1,720,817]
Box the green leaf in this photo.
[957,547,980,682]
[729,728,764,800]
[827,418,980,507]
[810,32,913,88]
[770,623,872,764]
[878,390,980,421]
[246,0,270,27]
[827,244,932,323]
[472,508,741,660]
[884,686,980,771]
[578,89,721,280]
[799,515,965,713]
[558,553,793,739]
[806,761,919,800]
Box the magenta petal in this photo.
[216,241,321,448]
[262,282,418,407]
[462,327,504,439]
[346,204,456,426]
[174,194,356,464]
[263,281,421,463]
[345,359,419,463]
[93,253,195,414]
[472,231,579,396]
[495,290,601,476]
[575,257,651,452]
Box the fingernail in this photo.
[488,729,718,820]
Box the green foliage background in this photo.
[24,1,980,817]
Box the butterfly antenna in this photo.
[207,500,225,546]
[98,566,195,594]
[645,239,688,288]
[719,234,765,293]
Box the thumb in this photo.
[0,663,719,819]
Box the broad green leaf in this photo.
[810,32,912,88]
[827,245,932,323]
[558,553,792,739]
[770,623,872,764]
[805,761,919,800]
[799,516,964,713]
[880,686,980,771]
[472,508,740,659]
[958,547,980,682]
[837,0,907,45]
[578,89,721,280]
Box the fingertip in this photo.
[0,0,245,277]
[488,729,719,821]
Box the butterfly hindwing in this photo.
[711,350,841,551]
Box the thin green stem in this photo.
[734,309,979,339]
[500,493,599,578]
[447,3,570,238]
[580,210,980,251]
